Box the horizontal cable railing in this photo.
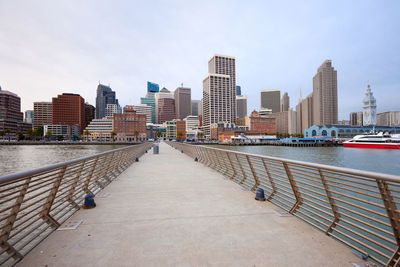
[167,141,400,267]
[0,142,152,266]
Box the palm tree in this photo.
[110,131,117,142]
[156,131,163,140]
[84,130,90,142]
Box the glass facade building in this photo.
[140,97,156,123]
[147,81,160,93]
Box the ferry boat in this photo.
[343,132,400,149]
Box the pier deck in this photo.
[18,142,360,266]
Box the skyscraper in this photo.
[95,84,118,119]
[363,84,377,126]
[158,98,175,124]
[350,112,363,126]
[33,102,52,130]
[236,95,247,119]
[261,90,280,113]
[174,87,191,120]
[147,81,160,97]
[125,104,152,124]
[141,97,156,123]
[281,92,289,112]
[236,85,241,96]
[202,54,236,137]
[52,93,85,133]
[312,60,338,125]
[0,87,23,133]
[84,103,95,129]
[24,110,34,124]
[155,87,174,123]
[191,100,200,116]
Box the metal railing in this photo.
[168,141,400,266]
[0,142,152,266]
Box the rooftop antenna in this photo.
[181,82,183,87]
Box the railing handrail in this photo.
[196,144,400,183]
[0,143,144,184]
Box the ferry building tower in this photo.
[363,83,377,126]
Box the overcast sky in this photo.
[1,0,399,120]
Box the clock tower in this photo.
[362,83,377,126]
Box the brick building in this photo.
[158,98,175,124]
[52,93,85,133]
[245,110,276,134]
[113,109,146,142]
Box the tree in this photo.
[133,130,139,142]
[16,130,24,141]
[156,131,163,139]
[84,130,90,141]
[26,128,34,140]
[177,131,183,140]
[45,130,52,141]
[36,126,44,140]
[0,130,4,141]
[110,131,117,142]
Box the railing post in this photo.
[83,157,98,194]
[235,153,247,184]
[376,179,400,266]
[226,152,237,180]
[246,155,259,192]
[318,169,340,235]
[283,162,302,214]
[261,159,277,200]
[67,161,85,208]
[40,166,67,227]
[0,177,31,260]
[214,150,223,173]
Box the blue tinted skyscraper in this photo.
[236,85,241,96]
[96,84,119,119]
[141,97,156,123]
[147,82,160,93]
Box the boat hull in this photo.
[343,143,400,149]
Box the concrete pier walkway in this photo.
[19,142,360,266]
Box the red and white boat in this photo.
[344,132,400,149]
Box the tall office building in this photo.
[125,104,152,124]
[96,84,118,119]
[0,87,23,133]
[236,95,247,119]
[105,104,121,117]
[155,87,174,123]
[141,97,156,123]
[312,60,338,125]
[236,85,241,96]
[52,93,85,133]
[146,81,160,98]
[84,103,95,129]
[261,90,280,113]
[158,98,175,124]
[363,83,377,126]
[174,87,191,120]
[202,54,236,137]
[33,102,52,130]
[24,110,34,124]
[191,100,200,116]
[281,92,289,112]
[350,112,363,126]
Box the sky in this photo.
[0,0,399,120]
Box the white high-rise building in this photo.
[125,104,152,124]
[105,104,121,117]
[363,83,377,126]
[184,115,200,131]
[202,54,236,137]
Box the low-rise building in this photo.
[113,109,146,142]
[245,110,276,134]
[44,124,80,139]
[183,115,199,131]
[377,111,400,127]
[304,125,400,138]
[84,117,113,141]
[165,121,176,140]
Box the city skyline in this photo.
[1,1,399,119]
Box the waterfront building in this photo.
[84,117,113,141]
[337,120,350,125]
[261,89,280,113]
[183,115,200,131]
[52,93,85,133]
[24,110,34,124]
[155,87,174,123]
[125,104,152,124]
[0,86,24,135]
[105,104,121,117]
[236,85,241,96]
[377,111,400,127]
[304,125,400,138]
[43,124,80,139]
[33,102,52,130]
[113,109,147,142]
[312,60,338,125]
[96,84,118,119]
[191,100,200,116]
[157,98,175,124]
[202,54,236,138]
[236,95,247,119]
[141,97,156,123]
[350,112,363,126]
[175,120,186,141]
[363,83,377,126]
[288,108,297,135]
[84,103,95,129]
[245,110,276,134]
[164,121,177,140]
[174,87,191,120]
[281,92,289,112]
